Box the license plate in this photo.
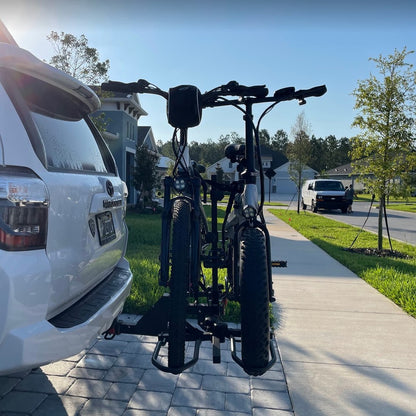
[96,211,116,245]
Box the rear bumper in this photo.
[0,260,132,375]
[316,200,348,210]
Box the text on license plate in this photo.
[96,211,116,245]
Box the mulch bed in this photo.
[344,247,412,259]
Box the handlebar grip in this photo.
[101,79,168,99]
[101,79,152,93]
[101,81,139,93]
[295,85,327,98]
[225,82,268,98]
[239,85,268,98]
[273,87,295,101]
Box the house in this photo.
[324,162,364,191]
[207,155,316,195]
[92,91,147,204]
[206,157,239,183]
[138,125,173,177]
[273,162,317,194]
[92,91,171,204]
[206,146,273,184]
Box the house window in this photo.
[229,161,233,169]
[126,122,136,141]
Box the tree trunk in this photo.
[297,173,301,214]
[135,186,144,210]
[378,195,384,251]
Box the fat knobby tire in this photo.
[240,227,270,375]
[168,199,191,369]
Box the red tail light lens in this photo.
[0,170,49,251]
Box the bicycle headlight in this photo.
[173,177,186,192]
[243,205,257,219]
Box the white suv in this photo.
[0,22,132,375]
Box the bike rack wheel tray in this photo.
[103,292,277,376]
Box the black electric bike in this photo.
[102,79,326,376]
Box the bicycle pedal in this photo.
[271,260,287,268]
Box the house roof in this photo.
[158,156,174,169]
[137,126,151,145]
[325,162,354,176]
[91,87,147,117]
[275,161,317,174]
[138,126,158,152]
[259,145,272,159]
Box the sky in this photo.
[2,0,416,144]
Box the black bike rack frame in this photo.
[104,292,279,376]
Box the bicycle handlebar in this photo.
[101,79,326,108]
[101,79,168,99]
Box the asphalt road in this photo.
[316,201,416,246]
[278,195,416,246]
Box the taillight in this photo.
[0,169,49,251]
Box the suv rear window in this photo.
[1,69,116,174]
[32,112,108,173]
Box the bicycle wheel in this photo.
[239,227,270,375]
[168,199,191,369]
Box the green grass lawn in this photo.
[355,193,416,203]
[123,208,240,321]
[383,203,416,213]
[123,212,165,314]
[355,194,416,213]
[270,209,416,318]
[124,206,416,320]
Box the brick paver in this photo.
[0,333,294,415]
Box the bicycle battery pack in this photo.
[167,85,202,128]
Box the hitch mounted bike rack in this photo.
[103,292,280,376]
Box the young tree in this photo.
[351,47,416,250]
[287,112,312,213]
[47,31,110,84]
[271,129,289,155]
[309,135,326,173]
[259,129,271,147]
[133,146,160,210]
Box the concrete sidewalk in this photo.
[266,210,416,416]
